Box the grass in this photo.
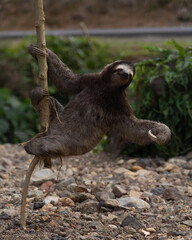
[96,36,192,61]
[0,35,192,62]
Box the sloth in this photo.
[25,44,171,158]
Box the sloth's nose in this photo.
[118,71,129,79]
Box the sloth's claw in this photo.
[42,89,49,96]
[33,47,46,57]
[148,129,158,142]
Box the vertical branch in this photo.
[34,0,49,133]
[34,0,51,168]
[20,0,50,229]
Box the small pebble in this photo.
[0,213,11,220]
[33,201,45,210]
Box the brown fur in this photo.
[25,45,171,158]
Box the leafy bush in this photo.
[46,36,115,73]
[0,88,39,143]
[124,40,192,157]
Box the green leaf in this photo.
[168,39,186,57]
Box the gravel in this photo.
[0,144,192,240]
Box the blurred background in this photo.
[1,0,192,30]
[0,0,192,158]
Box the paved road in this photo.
[0,27,192,39]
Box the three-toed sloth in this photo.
[25,44,171,158]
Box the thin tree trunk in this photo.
[34,0,49,131]
[21,0,50,228]
[34,0,51,168]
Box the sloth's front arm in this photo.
[28,44,97,96]
[117,114,171,146]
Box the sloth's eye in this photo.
[112,68,123,73]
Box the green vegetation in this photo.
[0,88,39,143]
[0,36,191,157]
[126,40,192,157]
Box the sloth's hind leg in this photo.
[24,135,85,158]
[24,135,66,158]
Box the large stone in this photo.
[29,169,55,186]
[131,165,143,171]
[65,168,73,177]
[55,177,76,191]
[112,185,127,198]
[186,151,192,160]
[33,201,45,210]
[188,170,192,178]
[75,200,98,214]
[0,157,12,167]
[74,185,89,193]
[96,191,115,202]
[71,192,94,203]
[59,197,75,207]
[136,169,152,177]
[28,189,44,198]
[129,190,142,198]
[188,186,192,195]
[114,167,129,175]
[88,220,104,230]
[183,160,192,170]
[40,181,55,194]
[163,163,178,172]
[121,215,143,228]
[0,208,18,217]
[168,157,187,167]
[114,167,137,178]
[0,213,11,220]
[118,197,150,209]
[136,158,153,168]
[162,187,182,201]
[183,220,192,227]
[151,186,165,196]
[104,199,119,208]
[44,196,59,205]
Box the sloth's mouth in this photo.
[118,72,133,82]
[118,71,129,79]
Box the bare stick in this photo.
[20,156,40,228]
[34,0,51,168]
[34,0,49,132]
[21,0,50,228]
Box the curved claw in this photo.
[42,89,49,96]
[33,46,46,57]
[148,129,158,142]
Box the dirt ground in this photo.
[0,144,192,240]
[0,0,192,31]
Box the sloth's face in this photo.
[111,63,134,86]
[102,61,135,88]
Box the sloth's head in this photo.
[101,60,135,88]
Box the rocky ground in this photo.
[0,144,192,240]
